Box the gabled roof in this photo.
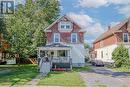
[93,17,130,43]
[44,15,82,32]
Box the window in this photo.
[123,33,129,42]
[54,33,60,43]
[61,25,65,29]
[57,50,68,57]
[66,23,71,29]
[100,41,103,47]
[71,33,77,43]
[60,22,71,29]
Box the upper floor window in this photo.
[123,33,129,42]
[60,22,72,30]
[54,33,60,43]
[100,41,103,47]
[71,33,77,43]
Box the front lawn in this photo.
[112,66,130,74]
[0,64,38,85]
[38,66,91,87]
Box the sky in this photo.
[59,0,130,45]
[16,0,130,45]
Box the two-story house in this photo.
[38,15,86,70]
[93,17,130,63]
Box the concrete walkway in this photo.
[80,66,130,87]
[26,73,46,86]
[0,69,12,74]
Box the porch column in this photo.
[37,48,41,66]
[69,50,72,70]
[37,48,41,58]
[69,49,72,59]
[54,50,58,57]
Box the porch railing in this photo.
[51,56,71,63]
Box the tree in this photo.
[0,17,7,38]
[112,44,129,67]
[84,43,91,49]
[6,0,60,61]
[0,16,8,49]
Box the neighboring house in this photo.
[93,17,130,63]
[0,33,16,64]
[38,15,86,70]
[85,48,90,58]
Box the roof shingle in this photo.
[93,18,130,43]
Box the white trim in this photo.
[53,33,60,43]
[71,33,77,43]
[39,47,71,51]
[44,15,82,32]
[44,16,63,32]
[46,30,52,32]
[59,21,72,30]
[123,33,129,42]
[79,29,86,33]
[58,21,73,32]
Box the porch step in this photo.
[52,68,71,71]
[52,63,71,71]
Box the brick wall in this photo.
[46,18,84,44]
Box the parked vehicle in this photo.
[91,59,104,67]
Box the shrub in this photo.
[112,44,129,67]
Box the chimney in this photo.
[128,20,130,30]
[128,16,130,22]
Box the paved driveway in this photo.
[80,66,130,87]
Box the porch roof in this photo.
[38,43,71,50]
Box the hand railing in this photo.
[51,56,70,63]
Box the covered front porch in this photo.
[38,43,72,71]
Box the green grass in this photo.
[113,66,130,74]
[73,66,92,72]
[38,66,91,87]
[0,64,38,85]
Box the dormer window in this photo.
[123,33,129,42]
[61,25,65,29]
[66,24,71,29]
[59,22,72,30]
